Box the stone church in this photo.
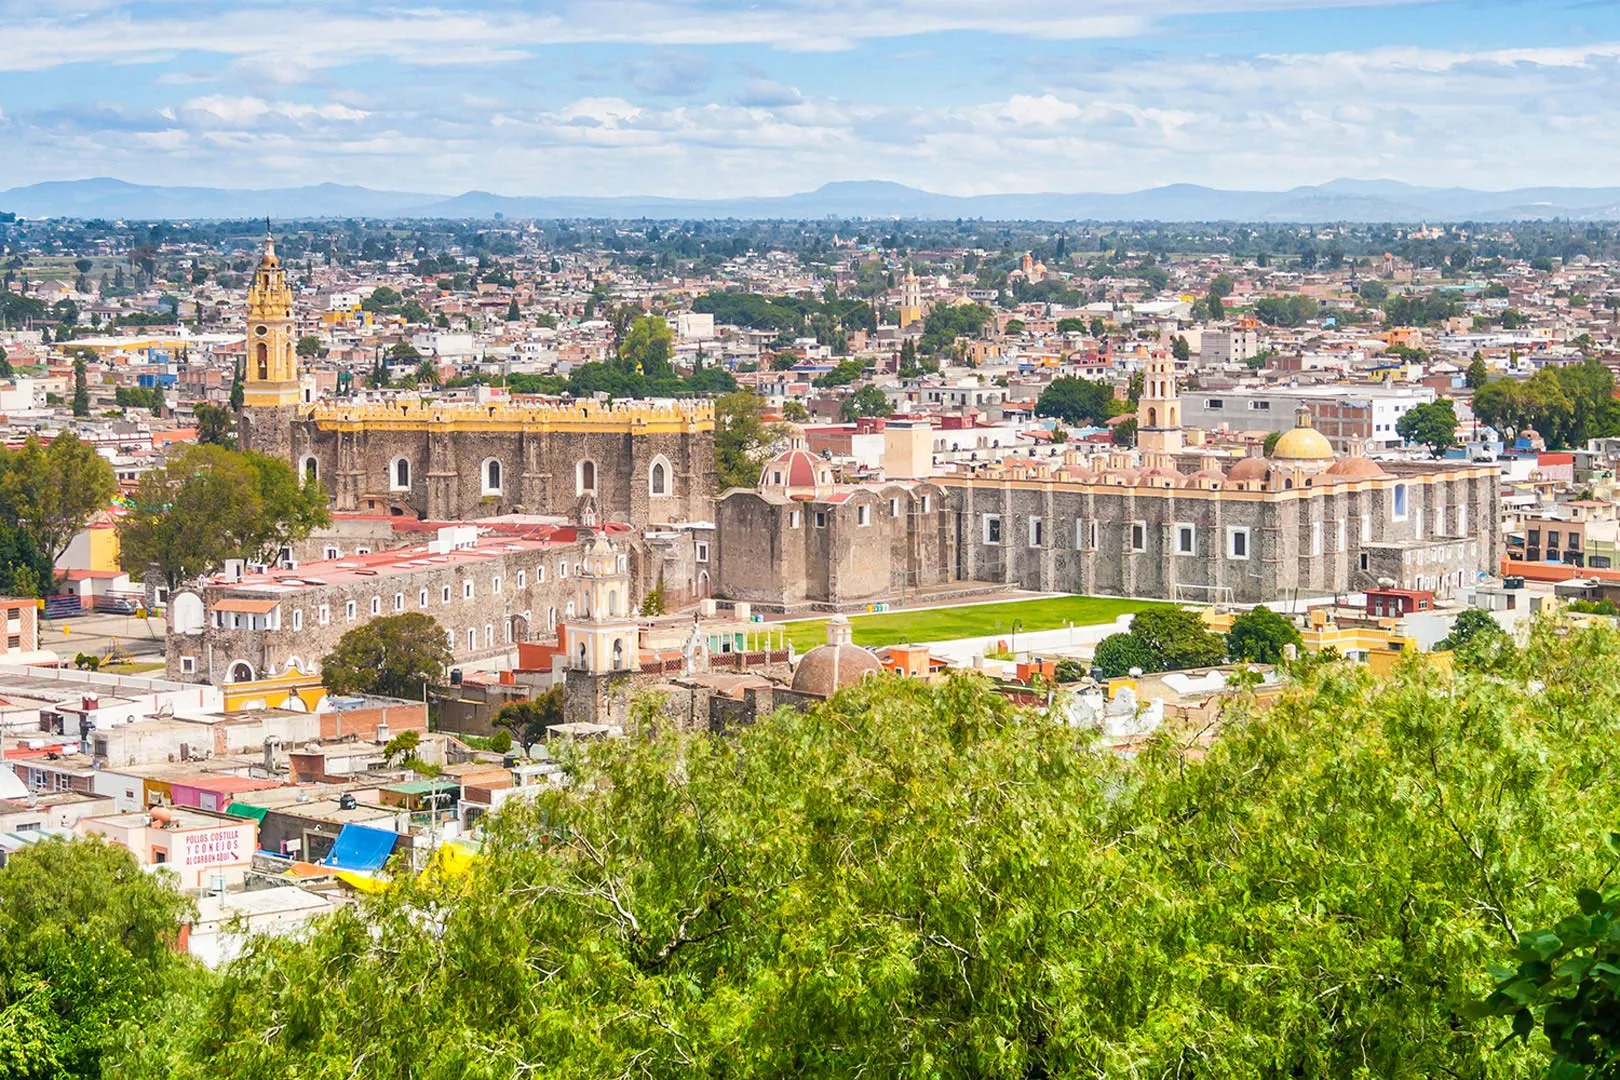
[237,235,716,527]
[715,356,1500,609]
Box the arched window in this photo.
[482,458,503,495]
[577,642,587,668]
[548,606,558,630]
[1147,407,1158,427]
[255,342,268,380]
[649,456,670,496]
[391,457,410,491]
[577,459,597,495]
[612,638,625,671]
[228,661,254,684]
[303,456,319,482]
[608,589,619,617]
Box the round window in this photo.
[255,325,268,336]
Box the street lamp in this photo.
[1011,618,1023,656]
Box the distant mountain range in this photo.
[7,176,1620,222]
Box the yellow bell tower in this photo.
[242,228,300,408]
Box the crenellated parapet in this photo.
[308,397,715,435]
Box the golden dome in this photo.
[1270,408,1335,462]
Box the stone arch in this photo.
[228,661,254,684]
[303,456,319,482]
[649,455,671,497]
[612,638,626,671]
[255,342,268,380]
[482,458,503,495]
[577,459,598,495]
[390,457,411,491]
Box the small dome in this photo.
[1227,456,1269,482]
[1325,456,1389,480]
[760,447,821,490]
[1139,466,1185,488]
[791,643,882,696]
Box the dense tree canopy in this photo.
[0,433,118,570]
[321,612,454,699]
[1034,376,1116,427]
[1396,398,1460,457]
[116,445,329,591]
[115,618,1620,1079]
[1226,604,1305,663]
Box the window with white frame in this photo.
[536,565,545,583]
[696,542,709,563]
[1227,526,1251,560]
[1175,523,1195,555]
[890,498,900,517]
[857,504,871,526]
[517,570,526,589]
[921,495,932,513]
[393,593,404,612]
[345,600,357,621]
[419,588,429,608]
[788,510,802,528]
[442,585,452,604]
[370,596,381,616]
[983,514,1002,544]
[466,628,477,651]
[482,459,503,495]
[492,576,502,595]
[390,457,411,492]
[355,547,370,556]
[1128,522,1146,553]
[292,609,303,631]
[558,561,569,579]
[1029,517,1044,547]
[463,581,474,600]
[1311,521,1323,557]
[1393,483,1409,520]
[485,624,494,647]
[324,546,340,560]
[181,656,196,674]
[318,604,330,625]
[815,511,828,528]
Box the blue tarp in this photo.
[323,824,398,872]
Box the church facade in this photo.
[236,236,716,526]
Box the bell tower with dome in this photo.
[237,226,303,462]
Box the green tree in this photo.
[1170,335,1191,364]
[0,522,54,598]
[116,445,328,591]
[1396,399,1460,458]
[493,686,566,747]
[1206,291,1225,320]
[1056,317,1087,334]
[0,433,117,570]
[228,361,244,412]
[321,613,454,699]
[1110,416,1137,447]
[192,402,236,448]
[0,837,196,1080]
[1263,429,1284,456]
[1089,315,1106,339]
[506,298,521,322]
[1003,318,1026,335]
[838,384,890,422]
[1466,353,1489,390]
[1439,608,1514,670]
[1127,606,1228,671]
[1035,376,1114,427]
[71,358,90,417]
[619,315,675,379]
[781,400,810,423]
[1358,279,1390,303]
[1226,605,1304,664]
[1093,630,1157,677]
[713,390,783,491]
[295,335,326,358]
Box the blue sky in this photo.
[1,0,1618,196]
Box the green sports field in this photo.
[779,595,1175,653]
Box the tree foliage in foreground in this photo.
[142,617,1620,1078]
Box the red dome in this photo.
[761,448,821,490]
[1227,456,1269,482]
[1325,456,1389,480]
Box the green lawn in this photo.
[781,595,1175,652]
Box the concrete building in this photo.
[1178,384,1437,450]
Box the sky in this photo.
[1,0,1619,198]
